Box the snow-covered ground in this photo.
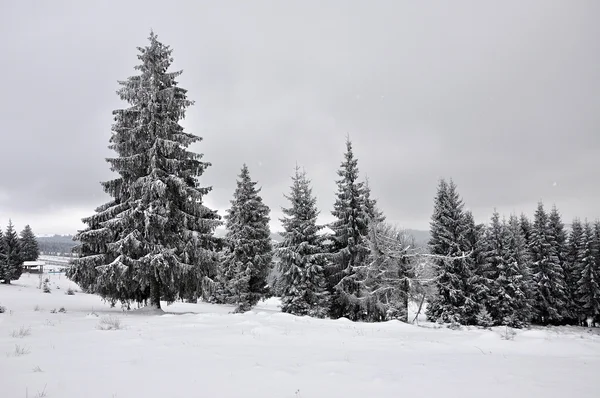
[1,273,599,398]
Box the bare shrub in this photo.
[11,326,31,338]
[8,344,30,357]
[97,316,123,330]
[66,287,75,295]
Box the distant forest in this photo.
[37,235,78,256]
[36,230,429,258]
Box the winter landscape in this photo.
[1,271,599,398]
[2,2,600,398]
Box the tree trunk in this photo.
[401,293,408,323]
[401,279,409,323]
[412,293,426,324]
[149,275,161,309]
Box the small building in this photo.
[23,261,45,274]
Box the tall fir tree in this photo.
[548,206,568,263]
[462,210,491,325]
[67,32,221,309]
[575,222,600,324]
[220,164,273,312]
[481,211,506,324]
[0,228,6,282]
[2,220,23,284]
[426,179,474,325]
[277,166,329,317]
[529,202,567,324]
[548,205,569,319]
[564,218,584,323]
[595,220,600,270]
[19,225,39,262]
[326,138,371,320]
[503,214,534,327]
[483,213,533,327]
[520,214,533,246]
[594,221,600,320]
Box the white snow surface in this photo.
[1,272,599,397]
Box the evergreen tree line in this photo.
[67,33,599,327]
[66,33,417,319]
[0,222,40,284]
[217,139,420,321]
[426,179,600,328]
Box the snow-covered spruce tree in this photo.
[19,225,39,262]
[594,220,600,253]
[276,166,329,317]
[495,215,533,327]
[2,220,23,284]
[594,220,600,264]
[0,228,6,282]
[462,210,491,326]
[595,220,600,275]
[426,179,474,325]
[548,206,568,263]
[564,218,584,323]
[520,214,533,247]
[548,205,569,321]
[220,164,273,312]
[575,222,600,324]
[528,202,567,324]
[67,32,221,309]
[326,138,372,320]
[503,214,533,327]
[480,211,506,323]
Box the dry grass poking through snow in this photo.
[10,326,31,338]
[97,315,123,330]
[7,344,30,357]
[26,384,48,398]
[500,326,517,340]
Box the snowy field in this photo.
[1,273,599,398]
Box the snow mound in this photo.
[129,306,166,315]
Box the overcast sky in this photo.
[1,0,598,236]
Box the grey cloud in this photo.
[0,0,598,234]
